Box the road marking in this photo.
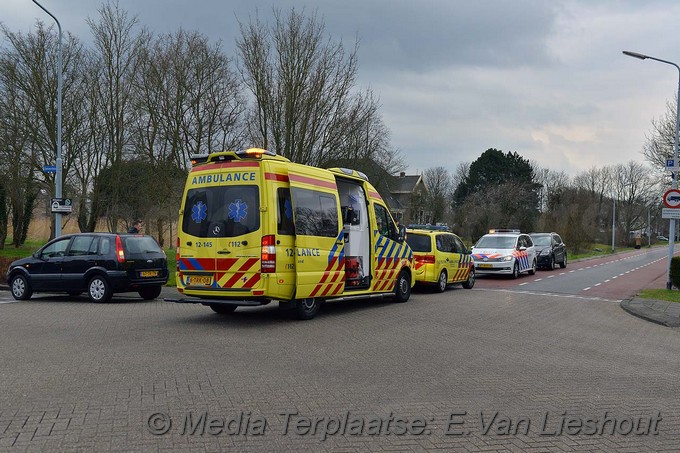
[475,288,620,302]
[583,287,591,291]
[595,283,602,287]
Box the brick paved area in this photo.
[1,287,679,451]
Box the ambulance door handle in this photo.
[217,250,231,255]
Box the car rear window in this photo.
[123,236,163,254]
[406,233,432,252]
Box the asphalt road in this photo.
[475,246,672,301]
[1,279,680,451]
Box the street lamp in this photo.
[623,50,680,289]
[611,197,616,253]
[33,0,63,238]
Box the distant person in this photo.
[128,219,142,234]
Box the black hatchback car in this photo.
[6,233,168,303]
[529,232,567,270]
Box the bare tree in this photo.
[133,29,245,169]
[423,167,452,224]
[236,8,397,170]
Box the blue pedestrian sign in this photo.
[43,165,57,173]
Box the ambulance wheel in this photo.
[210,304,237,314]
[528,259,536,275]
[393,270,411,303]
[295,298,320,320]
[436,270,448,293]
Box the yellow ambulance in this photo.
[167,148,414,319]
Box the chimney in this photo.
[399,171,406,178]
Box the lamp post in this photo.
[611,197,616,253]
[33,0,63,238]
[623,50,680,289]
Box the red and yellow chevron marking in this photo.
[215,257,260,289]
[450,264,472,283]
[308,255,345,297]
[372,257,409,292]
[450,255,473,283]
[179,257,261,290]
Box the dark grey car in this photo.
[6,233,168,303]
[529,232,567,270]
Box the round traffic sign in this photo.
[663,189,680,208]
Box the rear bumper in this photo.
[107,270,169,291]
[164,297,268,307]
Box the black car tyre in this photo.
[511,262,520,279]
[138,285,162,300]
[88,275,112,303]
[393,270,411,303]
[528,259,537,275]
[210,304,237,314]
[295,298,320,320]
[10,274,32,300]
[560,254,567,269]
[436,270,448,293]
[462,268,475,289]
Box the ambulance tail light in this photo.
[261,235,276,273]
[416,255,435,264]
[115,235,126,263]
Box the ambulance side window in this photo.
[290,187,339,238]
[374,204,397,240]
[277,188,295,235]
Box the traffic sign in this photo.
[43,165,57,173]
[50,198,72,214]
[664,189,680,208]
[663,208,680,219]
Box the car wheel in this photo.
[548,255,555,270]
[511,262,520,279]
[210,304,237,314]
[560,254,567,269]
[462,268,475,289]
[10,274,32,300]
[528,259,537,275]
[393,270,411,303]
[295,298,320,320]
[138,285,162,300]
[436,270,448,293]
[88,275,112,303]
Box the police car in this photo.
[471,229,536,278]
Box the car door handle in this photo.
[217,250,231,255]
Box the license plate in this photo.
[140,270,159,277]
[478,263,493,269]
[188,275,212,286]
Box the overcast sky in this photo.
[3,0,680,177]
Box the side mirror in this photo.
[519,246,527,251]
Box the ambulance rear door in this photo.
[288,167,345,299]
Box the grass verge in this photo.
[638,289,680,303]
